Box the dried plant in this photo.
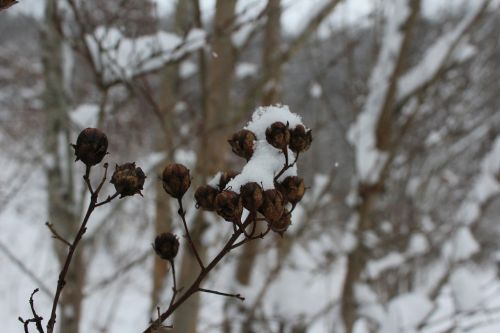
[19,106,312,333]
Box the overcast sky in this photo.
[9,0,476,33]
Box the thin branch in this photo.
[46,164,118,333]
[177,198,205,270]
[45,222,71,247]
[199,288,245,301]
[168,260,178,308]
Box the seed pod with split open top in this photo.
[228,129,256,160]
[110,162,146,198]
[240,182,263,212]
[289,125,312,153]
[194,185,219,211]
[162,163,191,199]
[278,176,305,205]
[259,189,285,224]
[72,128,108,166]
[270,212,291,236]
[218,170,240,191]
[265,122,290,151]
[215,191,243,222]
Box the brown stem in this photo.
[45,222,71,247]
[142,214,257,333]
[46,165,116,333]
[168,260,177,309]
[199,288,245,301]
[177,197,205,269]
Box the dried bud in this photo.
[289,125,312,153]
[162,163,191,199]
[195,185,219,211]
[72,128,108,166]
[278,176,305,205]
[228,129,256,160]
[153,232,179,261]
[218,170,239,191]
[270,212,291,235]
[259,189,285,223]
[265,122,290,151]
[215,191,243,222]
[110,163,146,198]
[240,182,263,211]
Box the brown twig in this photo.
[46,164,118,333]
[199,288,245,301]
[143,211,258,333]
[45,222,71,247]
[177,198,205,270]
[19,288,44,333]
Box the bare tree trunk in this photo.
[339,1,421,332]
[236,0,282,289]
[43,0,83,332]
[173,1,237,333]
[149,0,189,312]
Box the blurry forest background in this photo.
[1,0,500,332]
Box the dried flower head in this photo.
[162,163,191,199]
[228,129,256,160]
[153,232,179,261]
[72,128,108,166]
[218,170,239,191]
[195,185,219,211]
[265,122,290,151]
[240,182,263,211]
[278,176,305,205]
[270,212,291,236]
[110,163,146,198]
[215,191,243,222]
[289,125,312,153]
[259,189,285,223]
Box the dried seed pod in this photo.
[110,162,146,198]
[215,191,243,222]
[278,176,305,205]
[265,122,290,151]
[218,170,239,191]
[289,125,312,153]
[162,163,191,199]
[72,128,108,166]
[153,232,179,261]
[259,189,285,223]
[194,185,219,211]
[270,212,291,236]
[240,182,263,211]
[228,129,256,160]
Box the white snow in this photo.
[86,27,206,83]
[309,82,323,98]
[456,136,500,225]
[366,252,405,279]
[450,267,483,312]
[451,226,480,261]
[244,105,303,139]
[226,141,297,193]
[226,106,303,193]
[348,0,411,184]
[235,62,258,79]
[179,61,197,79]
[70,103,100,129]
[381,292,433,332]
[406,233,430,257]
[397,0,487,102]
